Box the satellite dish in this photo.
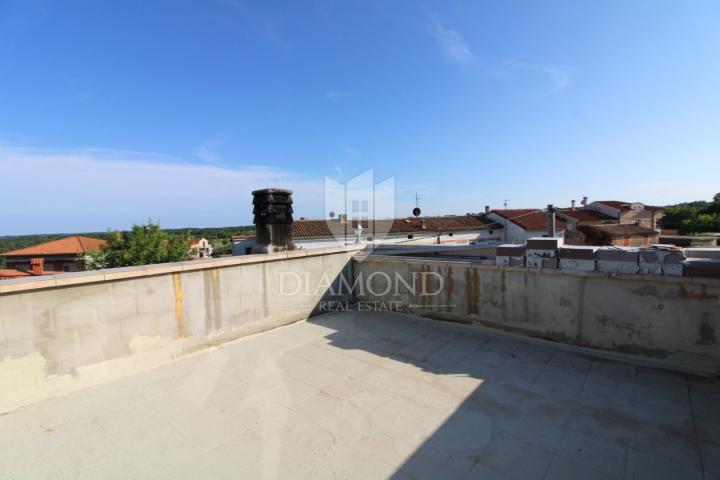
[412,207,421,217]
[329,211,336,218]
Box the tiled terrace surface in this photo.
[2,311,719,480]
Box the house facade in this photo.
[189,237,213,259]
[0,236,107,273]
[557,208,616,245]
[578,223,659,247]
[587,200,664,230]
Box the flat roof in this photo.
[3,311,716,479]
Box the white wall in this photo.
[0,247,359,413]
[356,256,720,375]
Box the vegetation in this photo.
[659,193,720,235]
[0,224,254,267]
[82,221,193,269]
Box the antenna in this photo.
[412,193,422,217]
[503,199,510,210]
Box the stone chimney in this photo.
[251,188,296,254]
[571,200,576,210]
[484,205,490,214]
[30,258,44,275]
[339,213,347,224]
[581,196,588,208]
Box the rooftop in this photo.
[593,201,664,211]
[557,209,615,222]
[0,235,107,257]
[593,200,632,209]
[582,223,659,237]
[0,267,64,279]
[490,209,567,231]
[289,215,499,239]
[3,310,718,480]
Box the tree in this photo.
[83,221,192,269]
[705,192,720,215]
[658,194,720,234]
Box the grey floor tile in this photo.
[545,452,622,480]
[0,312,711,480]
[625,449,704,480]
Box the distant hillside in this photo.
[0,225,255,266]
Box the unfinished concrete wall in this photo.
[0,247,359,413]
[354,256,720,375]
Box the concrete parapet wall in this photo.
[0,246,360,413]
[355,256,720,375]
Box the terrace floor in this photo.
[2,311,719,480]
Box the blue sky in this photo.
[1,0,719,235]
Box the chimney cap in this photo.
[252,188,293,195]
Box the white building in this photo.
[486,209,566,244]
[189,237,213,259]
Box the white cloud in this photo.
[493,61,570,96]
[0,144,323,235]
[193,145,220,163]
[532,64,569,95]
[193,136,226,164]
[429,19,473,63]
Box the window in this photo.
[245,247,252,255]
[449,232,454,237]
[489,230,493,234]
[407,234,414,239]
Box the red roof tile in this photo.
[0,268,64,279]
[1,236,107,257]
[0,268,32,278]
[490,209,566,231]
[288,215,500,238]
[557,209,615,222]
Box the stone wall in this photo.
[354,255,720,375]
[0,246,359,413]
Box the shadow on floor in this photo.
[308,310,715,480]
